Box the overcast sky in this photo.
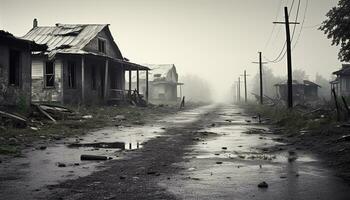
[0,0,340,101]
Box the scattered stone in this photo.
[216,161,223,164]
[39,146,47,150]
[120,175,126,180]
[30,127,39,131]
[8,137,18,145]
[82,115,93,119]
[258,181,268,188]
[57,163,66,167]
[113,115,126,120]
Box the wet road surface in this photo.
[161,105,350,200]
[0,105,215,199]
[1,104,350,200]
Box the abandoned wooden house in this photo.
[331,64,350,96]
[129,64,183,104]
[275,80,320,103]
[0,30,46,107]
[22,19,149,105]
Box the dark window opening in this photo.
[91,67,97,90]
[9,50,20,86]
[68,61,76,88]
[45,61,55,87]
[98,39,106,54]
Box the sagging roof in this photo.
[275,80,320,87]
[333,64,350,75]
[22,23,149,70]
[22,24,107,58]
[0,30,47,51]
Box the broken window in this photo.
[98,38,106,54]
[91,67,97,90]
[9,50,20,86]
[45,61,55,87]
[68,61,76,88]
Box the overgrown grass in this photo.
[243,103,337,135]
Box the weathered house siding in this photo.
[84,28,122,59]
[0,43,32,106]
[339,76,350,96]
[31,58,63,102]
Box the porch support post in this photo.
[146,70,149,102]
[121,64,125,100]
[104,59,109,101]
[128,69,132,95]
[180,84,182,98]
[81,56,85,103]
[136,68,140,93]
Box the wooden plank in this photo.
[35,104,57,123]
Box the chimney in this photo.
[33,18,38,28]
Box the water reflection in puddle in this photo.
[163,105,350,200]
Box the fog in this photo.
[0,0,341,102]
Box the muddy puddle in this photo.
[161,105,350,200]
[0,105,216,199]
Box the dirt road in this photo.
[1,104,350,200]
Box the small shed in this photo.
[0,30,46,107]
[275,80,320,103]
[129,64,183,103]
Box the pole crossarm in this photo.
[273,22,300,24]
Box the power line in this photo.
[263,0,284,51]
[268,0,301,64]
[264,0,297,63]
[292,0,309,50]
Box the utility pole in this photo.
[273,7,299,108]
[240,70,250,103]
[252,52,267,105]
[237,77,241,103]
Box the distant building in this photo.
[22,19,148,105]
[129,64,183,104]
[275,80,320,103]
[331,64,350,96]
[0,30,46,107]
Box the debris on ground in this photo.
[0,110,27,128]
[68,142,125,150]
[258,181,269,188]
[82,115,93,119]
[80,155,108,161]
